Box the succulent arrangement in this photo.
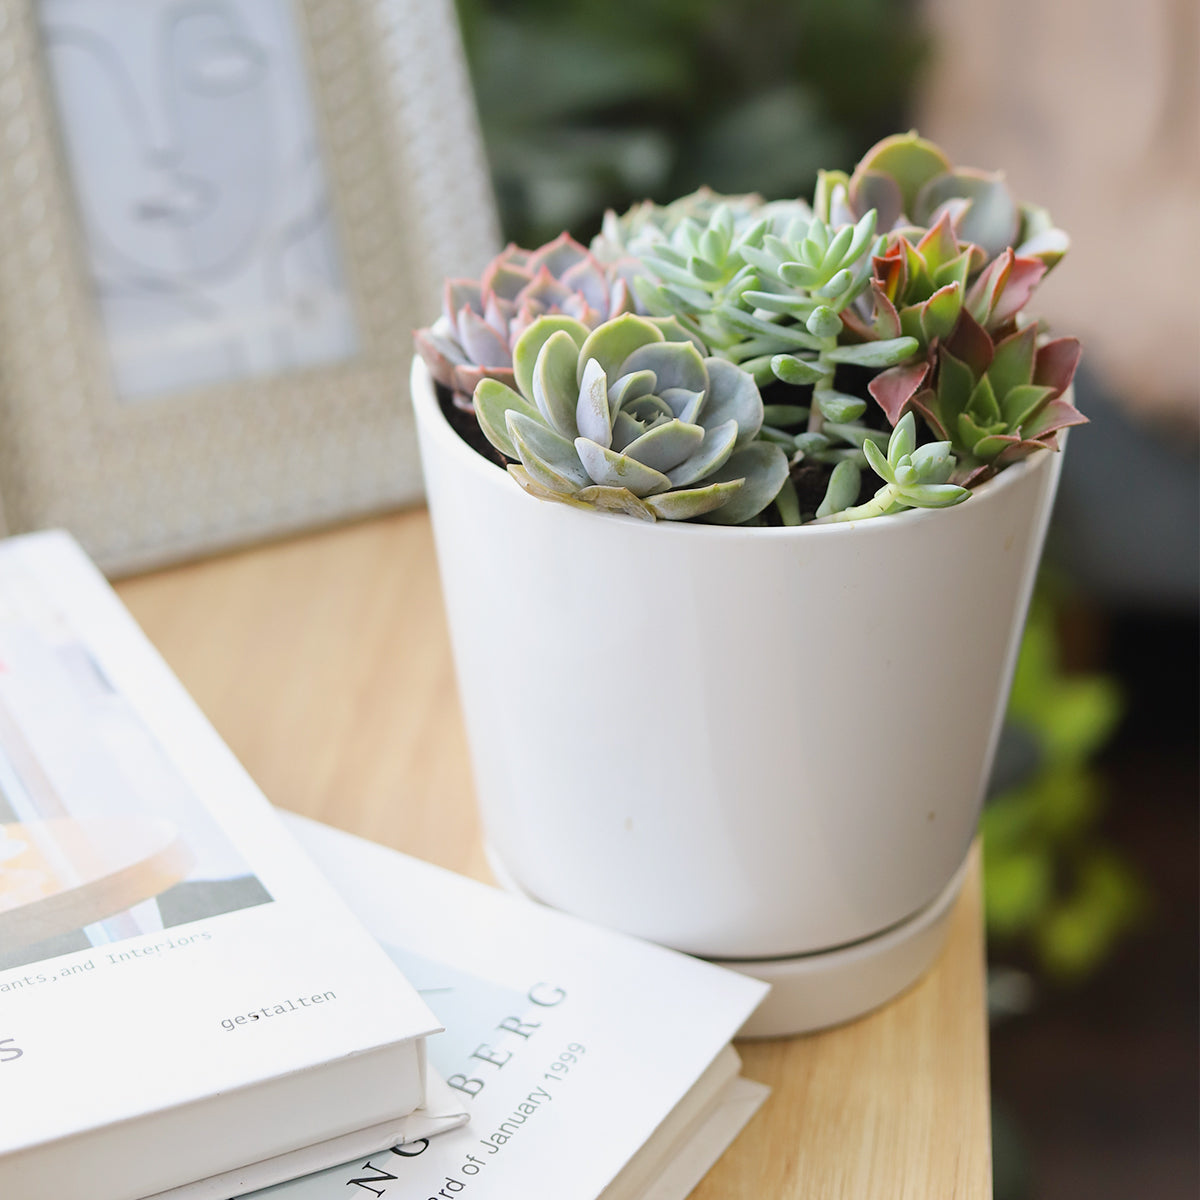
[416,132,1084,526]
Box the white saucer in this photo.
[484,846,969,1039]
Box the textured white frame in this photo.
[0,0,499,574]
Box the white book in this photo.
[262,815,770,1200]
[0,533,445,1200]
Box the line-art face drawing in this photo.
[40,0,358,400]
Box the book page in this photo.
[260,816,768,1200]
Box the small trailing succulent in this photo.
[415,132,1083,526]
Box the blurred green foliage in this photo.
[455,0,928,245]
[983,599,1146,981]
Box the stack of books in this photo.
[0,533,769,1200]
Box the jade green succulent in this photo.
[416,130,1083,530]
[591,187,811,268]
[810,413,967,523]
[472,314,788,523]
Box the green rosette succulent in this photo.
[472,314,788,524]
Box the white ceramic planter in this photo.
[412,358,1064,1033]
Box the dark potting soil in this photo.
[437,383,509,471]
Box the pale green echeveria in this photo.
[591,186,811,266]
[472,314,788,524]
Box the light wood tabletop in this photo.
[115,508,993,1200]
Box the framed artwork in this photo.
[0,0,499,574]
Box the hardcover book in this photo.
[0,532,444,1200]
[260,815,770,1200]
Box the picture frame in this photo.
[0,0,499,574]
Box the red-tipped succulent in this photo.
[873,311,1085,486]
[833,133,1066,358]
[811,133,1084,466]
[414,234,635,407]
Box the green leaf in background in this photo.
[1035,851,1149,980]
[983,846,1054,938]
[983,594,1144,984]
[1006,608,1123,762]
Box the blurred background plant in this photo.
[984,594,1142,982]
[454,0,928,246]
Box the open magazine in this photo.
[260,816,770,1200]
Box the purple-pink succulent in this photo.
[414,234,635,407]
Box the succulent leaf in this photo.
[703,357,766,444]
[475,379,543,460]
[508,412,589,494]
[850,131,951,215]
[919,282,962,344]
[514,317,591,400]
[699,443,791,525]
[986,326,1038,401]
[816,460,862,518]
[915,318,1085,476]
[763,403,810,424]
[909,440,956,484]
[574,485,657,521]
[868,358,930,424]
[534,331,586,438]
[770,355,826,385]
[577,314,664,386]
[835,134,1069,392]
[915,169,1020,260]
[806,306,843,339]
[644,478,744,520]
[815,392,867,423]
[609,369,658,410]
[890,411,918,461]
[1032,337,1083,398]
[575,440,672,497]
[903,482,971,507]
[862,435,894,485]
[619,419,706,474]
[666,420,739,487]
[825,337,919,368]
[575,358,612,446]
[623,339,709,395]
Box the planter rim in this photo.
[411,356,1064,543]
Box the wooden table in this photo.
[116,510,992,1200]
